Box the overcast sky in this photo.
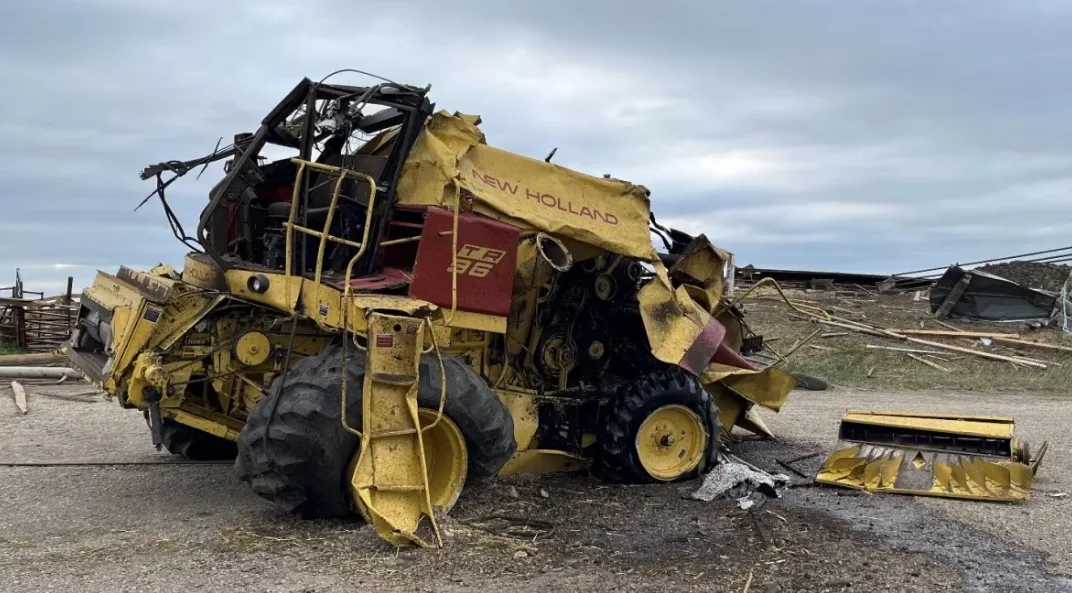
[3,0,1071,295]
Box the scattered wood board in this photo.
[887,329,1021,339]
[10,380,26,414]
[992,337,1072,354]
[931,319,962,331]
[866,345,949,356]
[821,332,849,338]
[814,317,906,340]
[905,337,1047,368]
[934,274,972,319]
[905,352,951,373]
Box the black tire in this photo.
[147,415,238,461]
[597,367,720,484]
[235,344,515,519]
[789,370,829,391]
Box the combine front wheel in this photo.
[236,344,514,519]
[598,368,720,483]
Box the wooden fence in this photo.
[0,271,78,352]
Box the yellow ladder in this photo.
[347,312,442,547]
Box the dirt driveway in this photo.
[0,386,1069,592]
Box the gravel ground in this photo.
[0,385,1069,592]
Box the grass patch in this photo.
[741,285,1072,393]
[793,348,1072,392]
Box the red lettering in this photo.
[497,179,518,195]
[491,177,619,226]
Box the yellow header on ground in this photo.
[397,111,658,260]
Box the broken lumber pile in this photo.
[800,312,1056,370]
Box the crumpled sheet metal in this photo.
[703,365,799,439]
[397,110,656,261]
[692,451,791,510]
[816,411,1042,501]
[397,111,798,436]
[816,443,1034,501]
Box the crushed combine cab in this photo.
[66,72,800,547]
[816,410,1047,501]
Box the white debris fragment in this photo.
[691,452,791,510]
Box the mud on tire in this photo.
[234,343,516,519]
[597,367,720,484]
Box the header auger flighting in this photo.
[67,72,798,546]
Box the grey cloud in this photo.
[2,0,1071,294]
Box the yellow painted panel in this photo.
[841,412,1015,440]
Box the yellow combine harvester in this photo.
[66,73,797,546]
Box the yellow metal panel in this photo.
[83,271,143,311]
[350,313,439,547]
[498,449,589,476]
[817,440,1035,501]
[637,262,711,366]
[496,389,539,450]
[737,407,776,440]
[396,110,657,261]
[665,236,730,315]
[151,292,226,351]
[715,366,798,412]
[225,269,302,312]
[841,411,1015,440]
[711,386,744,437]
[844,409,1015,423]
[430,308,506,334]
[181,253,228,291]
[167,405,244,441]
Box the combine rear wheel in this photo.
[597,368,720,483]
[146,415,238,461]
[235,344,515,519]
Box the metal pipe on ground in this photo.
[0,353,65,366]
[0,367,82,379]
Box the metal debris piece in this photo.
[930,265,1058,322]
[692,451,791,510]
[816,410,1047,501]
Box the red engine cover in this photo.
[409,207,519,317]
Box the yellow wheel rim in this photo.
[417,408,467,511]
[635,404,707,481]
[347,408,468,519]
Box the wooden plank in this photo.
[821,332,850,338]
[814,317,907,340]
[934,274,972,319]
[885,329,1021,339]
[866,345,949,356]
[10,380,26,414]
[905,337,1047,368]
[905,353,951,373]
[992,337,1072,354]
[814,318,890,338]
[931,319,962,331]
